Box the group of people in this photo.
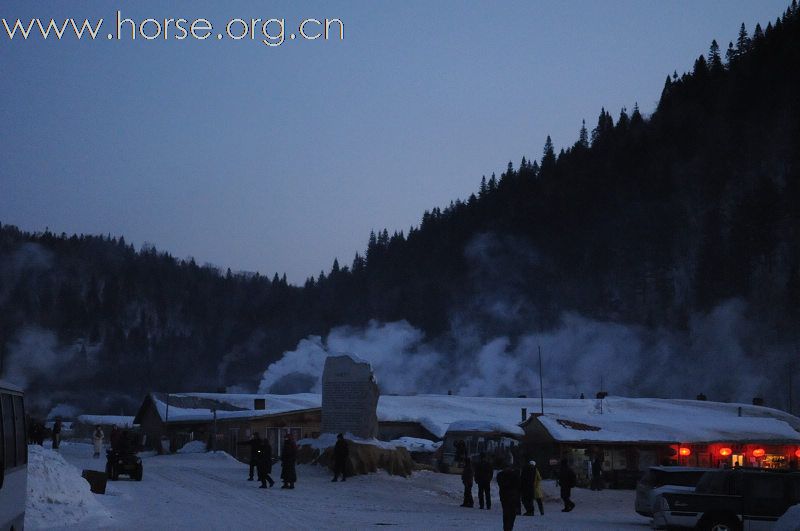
[459,453,495,509]
[93,425,127,457]
[241,431,299,489]
[32,418,63,449]
[242,431,351,490]
[460,454,582,531]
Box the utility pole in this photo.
[212,408,218,453]
[538,345,544,415]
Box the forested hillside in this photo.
[2,3,799,415]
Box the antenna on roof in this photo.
[538,345,544,415]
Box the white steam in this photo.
[258,299,786,405]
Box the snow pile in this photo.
[177,440,207,454]
[389,437,441,453]
[26,445,111,529]
[775,504,800,531]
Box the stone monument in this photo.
[320,354,379,439]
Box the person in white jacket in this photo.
[92,425,105,458]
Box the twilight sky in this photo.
[0,1,789,283]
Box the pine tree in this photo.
[631,103,643,127]
[736,23,750,55]
[541,135,556,173]
[578,120,589,148]
[725,41,736,65]
[693,55,708,77]
[752,23,764,45]
[479,176,487,196]
[709,40,723,72]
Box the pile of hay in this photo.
[297,435,415,477]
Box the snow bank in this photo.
[775,504,800,531]
[389,437,441,453]
[177,440,207,454]
[26,445,111,529]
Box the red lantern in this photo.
[795,449,800,458]
[679,447,691,457]
[719,447,732,457]
[752,448,765,458]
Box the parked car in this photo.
[653,468,800,530]
[635,466,713,517]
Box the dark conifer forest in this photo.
[2,4,800,415]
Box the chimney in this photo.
[254,398,266,410]
[696,393,707,401]
[521,408,527,422]
[752,397,764,407]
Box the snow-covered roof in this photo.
[141,392,321,424]
[0,379,23,393]
[377,395,530,438]
[526,397,800,444]
[138,392,800,445]
[76,415,136,428]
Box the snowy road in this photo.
[54,442,652,530]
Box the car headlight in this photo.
[658,497,670,511]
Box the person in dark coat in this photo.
[281,433,297,489]
[590,454,603,491]
[520,461,536,515]
[460,457,475,507]
[332,433,349,482]
[51,419,62,449]
[255,437,275,488]
[237,432,262,481]
[109,425,122,452]
[496,464,521,531]
[559,458,576,512]
[475,452,493,510]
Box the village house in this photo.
[519,397,800,488]
[132,391,800,488]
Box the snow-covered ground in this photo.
[31,442,652,530]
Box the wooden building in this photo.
[519,397,800,488]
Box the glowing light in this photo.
[679,447,691,457]
[719,447,732,457]
[795,449,800,458]
[752,448,765,458]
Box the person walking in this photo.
[520,461,536,515]
[532,461,545,515]
[281,433,297,489]
[239,432,262,481]
[590,454,603,491]
[496,464,521,531]
[109,425,122,451]
[559,458,576,512]
[256,436,275,488]
[92,425,104,458]
[475,452,493,510]
[460,457,475,507]
[332,433,349,482]
[52,419,62,450]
